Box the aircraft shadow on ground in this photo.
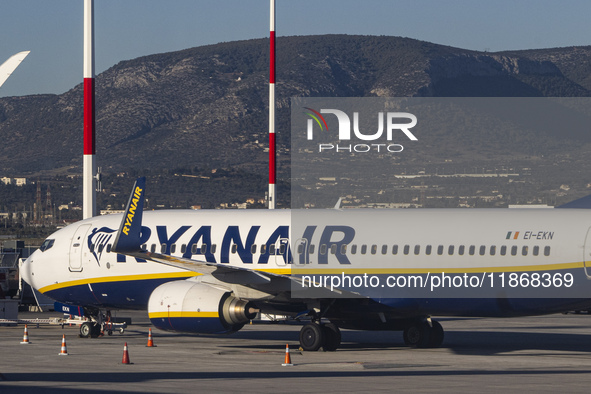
[176,326,591,355]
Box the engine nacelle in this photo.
[148,281,257,334]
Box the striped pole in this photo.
[268,0,276,209]
[83,0,97,219]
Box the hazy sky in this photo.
[1,0,591,98]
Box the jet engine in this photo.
[148,280,257,334]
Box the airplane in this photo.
[0,51,30,89]
[20,177,591,350]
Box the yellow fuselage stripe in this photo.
[149,311,219,319]
[39,262,584,294]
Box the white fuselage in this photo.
[20,208,591,313]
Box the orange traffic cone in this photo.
[122,342,131,364]
[281,344,293,366]
[58,335,69,355]
[20,324,30,344]
[146,328,156,347]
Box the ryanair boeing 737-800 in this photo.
[20,178,591,351]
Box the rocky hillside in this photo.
[1,35,590,175]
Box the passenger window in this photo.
[330,244,337,254]
[544,246,551,256]
[252,244,258,254]
[89,243,95,253]
[231,244,238,254]
[500,245,507,256]
[533,246,539,256]
[319,244,327,255]
[211,244,217,254]
[437,245,443,255]
[260,244,267,254]
[392,245,398,255]
[522,246,528,256]
[469,245,475,255]
[107,244,112,253]
[403,245,410,255]
[361,245,367,254]
[371,245,377,255]
[170,244,176,254]
[151,244,156,253]
[191,244,198,254]
[479,245,485,256]
[309,245,315,254]
[161,243,166,253]
[511,246,518,256]
[425,245,432,255]
[98,244,104,253]
[458,245,464,255]
[341,244,348,255]
[414,245,420,255]
[381,245,388,255]
[201,244,208,254]
[181,244,187,254]
[448,245,454,255]
[269,244,277,255]
[351,245,357,254]
[490,246,496,256]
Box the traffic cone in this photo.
[146,328,156,347]
[122,342,131,364]
[281,344,293,366]
[20,324,30,344]
[58,335,69,355]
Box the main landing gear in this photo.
[402,319,444,348]
[298,319,444,351]
[299,322,342,351]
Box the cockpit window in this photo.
[39,239,55,252]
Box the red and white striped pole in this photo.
[83,0,96,219]
[268,0,276,209]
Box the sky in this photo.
[1,0,591,98]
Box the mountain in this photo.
[1,34,591,176]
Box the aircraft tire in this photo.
[90,323,101,338]
[427,320,444,348]
[299,323,325,351]
[403,321,431,348]
[322,323,341,351]
[80,322,92,338]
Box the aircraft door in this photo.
[69,224,91,272]
[294,238,309,265]
[274,238,290,266]
[583,227,591,278]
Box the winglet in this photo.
[112,177,146,253]
[333,197,343,209]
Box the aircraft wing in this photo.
[111,178,286,287]
[111,178,356,296]
[0,51,30,88]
